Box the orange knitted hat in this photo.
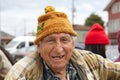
[34,6,77,45]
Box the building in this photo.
[104,0,120,45]
[73,24,90,42]
[0,31,14,47]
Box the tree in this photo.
[84,13,104,28]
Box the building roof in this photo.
[0,30,14,39]
[104,0,116,11]
[73,24,90,30]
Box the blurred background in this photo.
[0,0,120,62]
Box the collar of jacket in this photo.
[37,49,88,80]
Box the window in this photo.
[17,42,25,49]
[29,42,34,46]
[112,2,120,13]
[108,19,120,32]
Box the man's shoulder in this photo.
[71,49,90,62]
[73,49,92,56]
[9,52,42,74]
[5,52,43,79]
[72,49,98,65]
[15,52,39,67]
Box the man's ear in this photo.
[37,44,40,53]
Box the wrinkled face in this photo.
[37,33,75,70]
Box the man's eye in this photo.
[61,38,70,42]
[47,39,55,42]
[62,38,67,41]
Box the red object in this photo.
[115,56,120,62]
[85,23,110,45]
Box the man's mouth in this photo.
[52,55,64,59]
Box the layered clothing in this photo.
[5,49,120,80]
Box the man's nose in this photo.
[56,41,62,47]
[54,41,63,53]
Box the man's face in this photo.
[38,33,75,70]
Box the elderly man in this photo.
[5,6,120,80]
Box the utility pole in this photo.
[0,0,1,45]
[23,19,26,36]
[72,0,76,25]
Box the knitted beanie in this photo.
[117,29,120,52]
[84,23,110,45]
[34,6,77,45]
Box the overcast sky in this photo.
[0,0,110,36]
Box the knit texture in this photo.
[34,6,77,44]
[84,23,110,45]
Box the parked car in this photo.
[5,36,35,54]
[0,45,16,79]
[12,45,37,61]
